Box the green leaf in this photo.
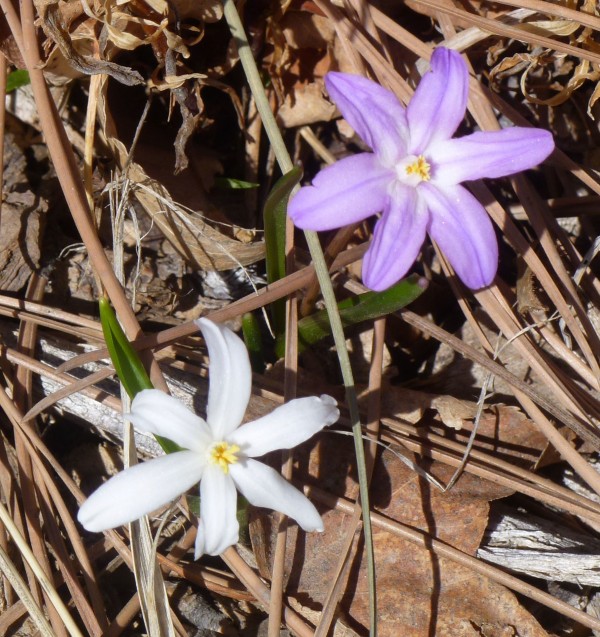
[99,297,153,398]
[263,166,303,337]
[186,494,200,516]
[241,312,266,373]
[275,274,427,357]
[214,177,259,190]
[6,69,30,93]
[99,297,179,454]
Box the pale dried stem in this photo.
[0,542,55,637]
[11,276,76,633]
[315,0,413,100]
[346,0,392,64]
[1,381,107,633]
[0,460,83,637]
[466,0,600,32]
[0,295,103,332]
[412,0,600,63]
[0,427,18,608]
[0,53,6,231]
[84,73,102,218]
[34,475,105,636]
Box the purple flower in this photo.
[288,47,554,290]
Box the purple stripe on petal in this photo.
[288,153,393,231]
[407,48,469,155]
[325,72,409,166]
[421,183,498,289]
[429,127,555,185]
[362,183,429,291]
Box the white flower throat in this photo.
[395,154,431,187]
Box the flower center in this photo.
[209,442,240,474]
[396,154,431,187]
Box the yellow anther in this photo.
[210,442,240,474]
[405,155,431,181]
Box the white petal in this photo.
[127,389,212,452]
[195,465,239,557]
[78,451,204,532]
[196,318,251,439]
[229,395,339,458]
[230,459,323,532]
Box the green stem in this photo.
[222,2,377,634]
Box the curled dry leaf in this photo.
[34,0,221,81]
[40,3,144,85]
[485,0,600,113]
[267,9,356,128]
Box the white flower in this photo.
[77,318,339,558]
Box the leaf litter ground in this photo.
[2,1,600,636]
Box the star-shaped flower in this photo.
[288,47,555,290]
[78,318,339,558]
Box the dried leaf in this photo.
[251,406,548,635]
[39,3,144,84]
[97,77,264,270]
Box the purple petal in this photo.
[427,127,554,185]
[407,48,469,155]
[429,127,554,185]
[325,72,409,165]
[420,183,498,289]
[362,183,429,291]
[288,153,393,231]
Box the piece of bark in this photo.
[0,191,47,292]
[479,505,600,585]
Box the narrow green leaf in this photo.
[241,312,266,373]
[6,69,30,93]
[263,166,303,337]
[99,297,153,398]
[99,298,179,454]
[214,176,259,190]
[275,274,427,357]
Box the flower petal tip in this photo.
[76,505,97,533]
[319,394,340,425]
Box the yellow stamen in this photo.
[210,442,240,474]
[405,155,431,181]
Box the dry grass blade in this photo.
[0,500,84,637]
[0,543,56,637]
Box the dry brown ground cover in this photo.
[2,0,600,635]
